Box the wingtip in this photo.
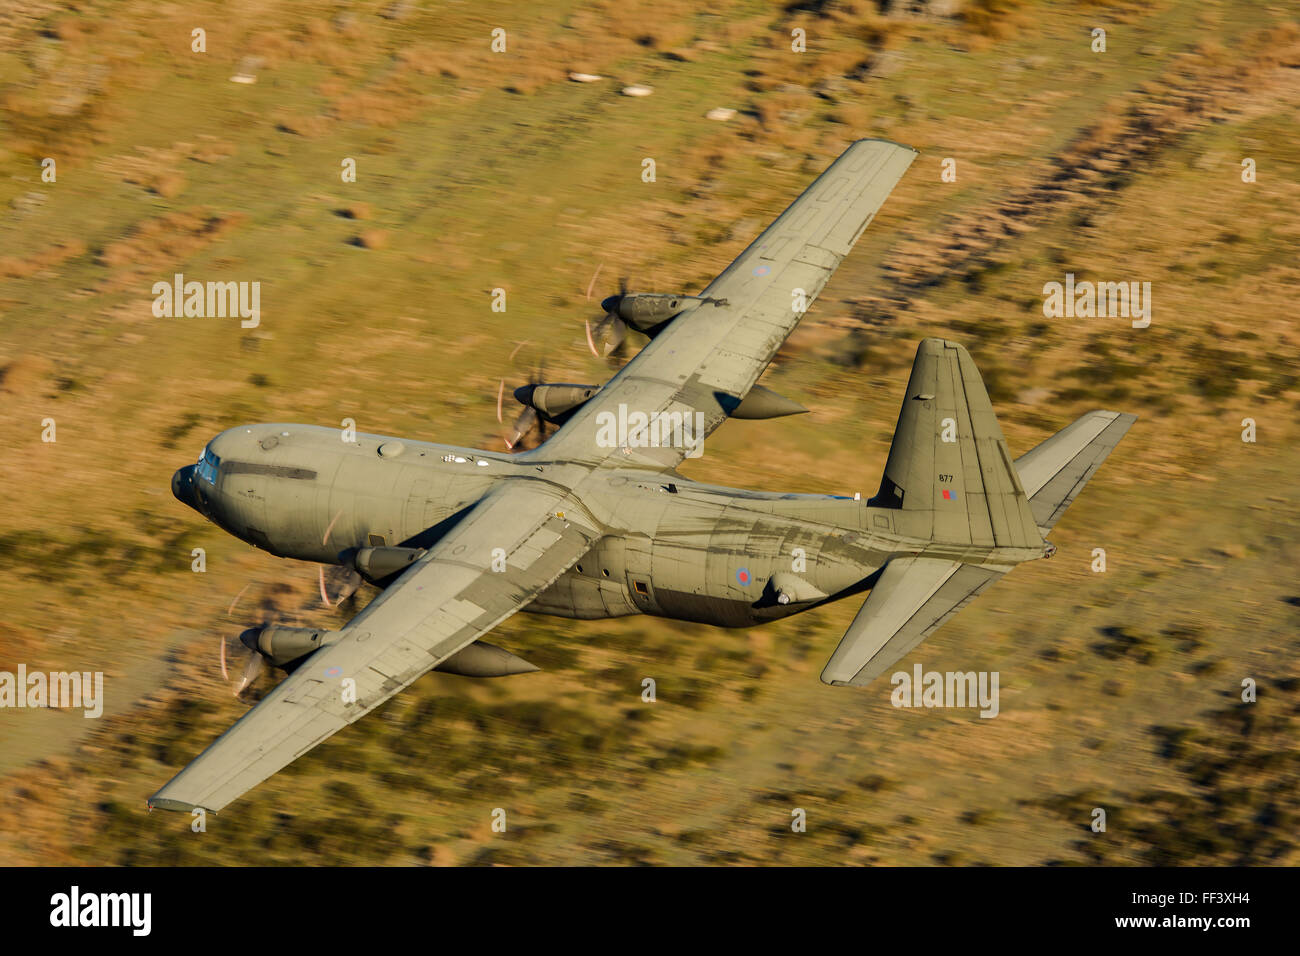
[147,795,208,814]
[850,137,918,154]
[1090,409,1140,425]
[819,665,850,686]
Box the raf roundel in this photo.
[736,567,751,586]
[324,665,343,679]
[751,264,771,277]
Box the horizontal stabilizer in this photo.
[1014,410,1137,531]
[821,556,1007,687]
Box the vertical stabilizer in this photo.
[870,338,1041,549]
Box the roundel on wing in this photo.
[736,567,751,586]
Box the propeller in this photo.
[503,405,540,450]
[217,513,361,696]
[585,275,631,358]
[319,507,362,607]
[220,584,270,696]
[319,563,362,607]
[219,625,267,696]
[495,344,554,450]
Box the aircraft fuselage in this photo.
[173,424,1022,629]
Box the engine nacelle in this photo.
[240,625,333,668]
[349,546,425,584]
[512,383,600,423]
[601,293,711,332]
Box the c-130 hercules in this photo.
[151,140,1135,813]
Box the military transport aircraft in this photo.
[151,140,1135,813]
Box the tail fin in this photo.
[1015,410,1137,531]
[869,338,1040,549]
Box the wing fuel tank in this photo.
[434,640,540,677]
[730,384,809,420]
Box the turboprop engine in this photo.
[586,285,726,356]
[240,624,330,669]
[599,292,712,331]
[232,624,538,679]
[512,383,600,424]
[348,545,425,584]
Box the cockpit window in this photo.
[196,447,220,485]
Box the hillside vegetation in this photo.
[0,0,1297,864]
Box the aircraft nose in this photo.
[172,465,199,509]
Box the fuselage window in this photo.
[197,447,220,485]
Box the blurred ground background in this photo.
[0,0,1297,865]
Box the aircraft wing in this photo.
[539,139,917,470]
[149,482,599,813]
[820,556,1008,687]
